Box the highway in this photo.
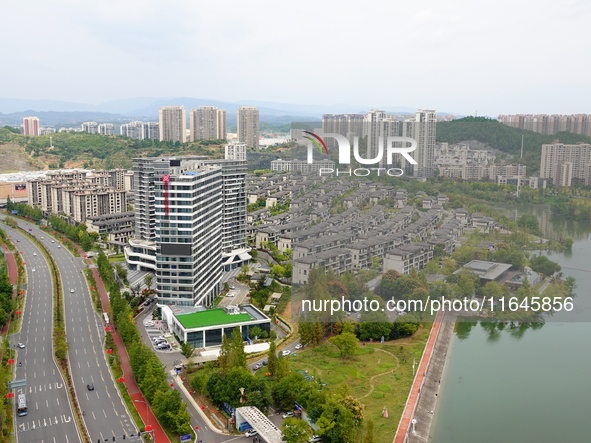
[4,225,81,443]
[10,221,141,442]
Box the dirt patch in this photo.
[0,143,39,172]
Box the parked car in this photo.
[282,411,295,418]
[144,321,155,327]
[152,336,165,342]
[295,343,303,350]
[245,430,258,437]
[157,343,170,350]
[309,436,322,442]
[282,350,291,356]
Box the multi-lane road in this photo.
[6,221,141,442]
[6,225,81,443]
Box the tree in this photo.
[144,274,154,291]
[180,341,194,358]
[267,341,278,376]
[282,417,313,443]
[275,353,290,380]
[249,326,263,339]
[363,419,375,443]
[425,259,439,275]
[273,372,308,411]
[231,327,247,369]
[529,255,561,276]
[315,399,356,443]
[330,331,359,358]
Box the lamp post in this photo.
[134,399,154,442]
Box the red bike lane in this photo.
[90,265,171,443]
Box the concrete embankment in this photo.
[394,311,457,443]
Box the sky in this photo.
[2,0,591,116]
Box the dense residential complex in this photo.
[189,106,226,141]
[498,114,591,137]
[125,155,248,306]
[159,106,187,143]
[540,142,591,187]
[27,169,132,223]
[247,172,471,285]
[120,121,160,140]
[237,106,260,149]
[22,116,40,136]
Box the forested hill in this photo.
[0,127,224,170]
[436,117,591,174]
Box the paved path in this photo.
[393,310,445,443]
[90,265,171,443]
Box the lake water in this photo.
[430,205,591,442]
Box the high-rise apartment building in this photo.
[237,107,259,149]
[540,143,591,187]
[126,156,249,306]
[402,109,437,177]
[23,117,40,136]
[499,114,591,137]
[322,114,365,148]
[190,106,227,141]
[121,121,160,140]
[225,142,247,161]
[82,122,99,134]
[159,106,187,143]
[364,110,400,164]
[98,123,114,136]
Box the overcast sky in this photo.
[2,0,590,116]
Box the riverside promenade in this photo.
[393,310,456,443]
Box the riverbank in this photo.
[393,310,453,443]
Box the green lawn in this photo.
[288,326,432,442]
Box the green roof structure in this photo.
[176,308,253,329]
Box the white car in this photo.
[245,430,258,437]
[70,289,75,293]
[144,321,155,327]
[51,240,55,243]
[282,411,295,418]
[58,245,61,248]
[295,343,303,350]
[282,350,291,356]
[33,252,37,256]
[309,436,322,442]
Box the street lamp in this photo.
[134,399,154,442]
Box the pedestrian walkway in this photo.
[393,310,445,443]
[90,264,171,443]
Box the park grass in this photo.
[288,325,432,443]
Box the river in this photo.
[430,204,591,442]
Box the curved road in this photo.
[4,225,81,443]
[9,220,141,442]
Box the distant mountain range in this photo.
[0,97,441,127]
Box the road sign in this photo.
[180,435,192,441]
